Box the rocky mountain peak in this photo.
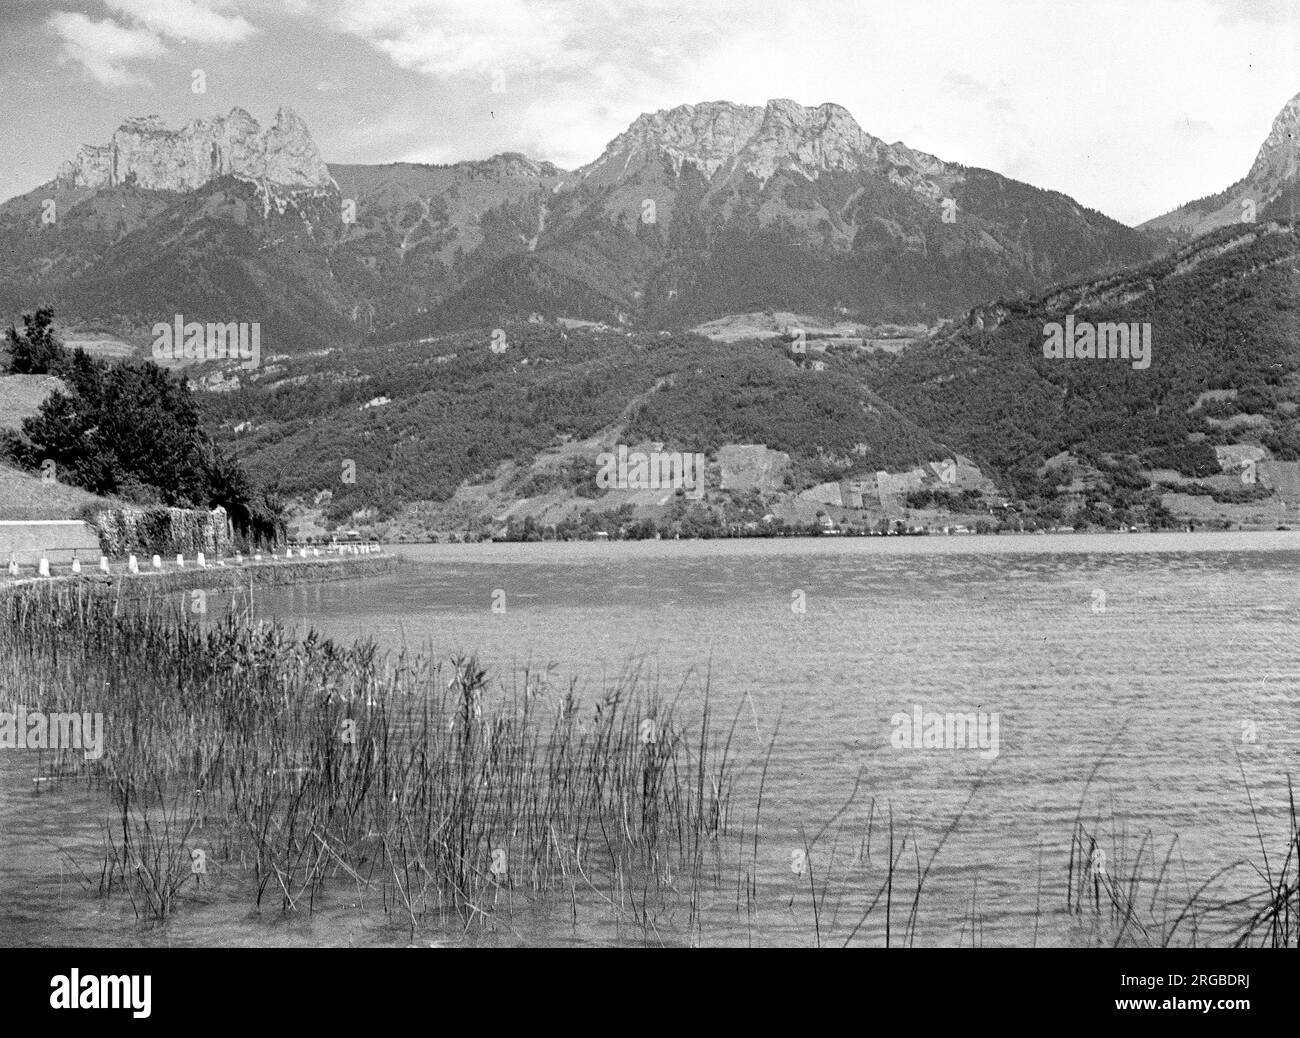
[1246,90,1300,188]
[471,152,565,179]
[580,98,948,190]
[584,101,766,180]
[743,98,887,179]
[55,107,334,193]
[1142,89,1300,235]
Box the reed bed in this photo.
[0,581,766,941]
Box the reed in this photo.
[1066,763,1298,948]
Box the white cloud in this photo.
[105,0,257,44]
[331,0,742,81]
[47,1,257,88]
[333,0,570,78]
[328,0,753,168]
[47,12,166,87]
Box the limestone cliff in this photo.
[580,98,949,197]
[56,107,333,192]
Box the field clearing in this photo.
[62,336,137,360]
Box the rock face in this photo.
[1245,93,1300,200]
[56,108,333,192]
[580,98,948,198]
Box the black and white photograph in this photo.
[0,0,1296,1015]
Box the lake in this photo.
[3,531,1298,946]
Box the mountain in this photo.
[8,96,1297,536]
[55,107,333,193]
[1142,92,1300,239]
[196,319,950,536]
[190,217,1298,539]
[328,154,566,331]
[0,107,351,354]
[418,98,1154,334]
[2,99,1157,351]
[865,218,1300,523]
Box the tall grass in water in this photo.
[1066,762,1299,948]
[0,581,747,939]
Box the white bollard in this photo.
[38,557,50,578]
[235,552,243,565]
[176,554,185,568]
[71,557,81,574]
[285,547,293,559]
[99,556,109,574]
[254,552,262,562]
[196,552,207,568]
[9,558,20,577]
[313,547,320,557]
[128,554,139,574]
[152,554,162,570]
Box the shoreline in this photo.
[388,524,1296,547]
[1,552,402,593]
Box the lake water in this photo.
[4,532,1298,946]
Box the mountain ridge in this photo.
[5,94,1293,349]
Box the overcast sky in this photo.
[1,0,1296,224]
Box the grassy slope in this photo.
[0,462,123,521]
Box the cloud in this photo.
[941,72,1017,116]
[326,0,754,167]
[47,1,257,88]
[333,0,569,79]
[331,0,740,81]
[47,11,166,87]
[105,0,256,44]
[1204,0,1298,25]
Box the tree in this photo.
[2,308,283,545]
[5,307,67,374]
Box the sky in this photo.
[0,0,1296,225]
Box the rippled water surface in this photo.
[4,532,1298,946]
